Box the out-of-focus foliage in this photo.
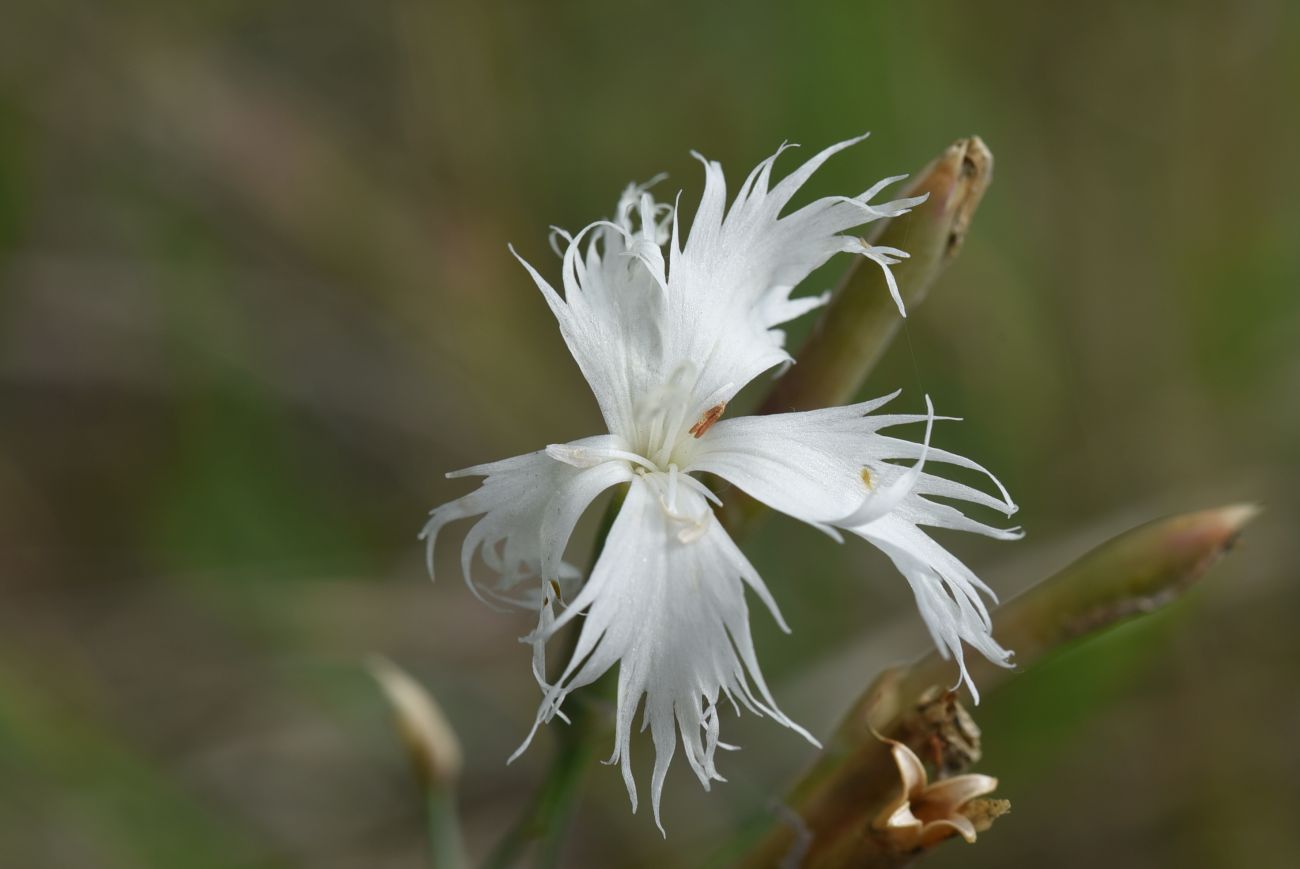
[1,1,1297,867]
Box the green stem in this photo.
[734,504,1258,869]
[367,656,468,869]
[482,709,601,869]
[428,787,470,869]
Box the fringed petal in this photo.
[420,435,633,607]
[514,475,815,832]
[686,393,1018,698]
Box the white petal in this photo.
[664,137,926,407]
[832,395,936,527]
[419,435,633,606]
[511,214,668,440]
[684,393,906,527]
[512,138,924,451]
[515,475,815,832]
[686,393,1014,527]
[686,394,1017,697]
[859,516,1015,703]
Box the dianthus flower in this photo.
[423,136,1020,829]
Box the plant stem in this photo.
[428,787,470,869]
[734,503,1259,869]
[482,703,602,869]
[367,656,469,869]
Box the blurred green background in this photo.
[2,1,1298,867]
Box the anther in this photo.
[689,402,727,438]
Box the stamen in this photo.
[546,443,656,471]
[689,402,727,438]
[642,362,701,466]
[678,473,723,507]
[641,467,715,543]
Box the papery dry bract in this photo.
[873,735,1005,850]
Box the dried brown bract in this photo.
[872,734,1004,852]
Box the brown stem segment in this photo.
[735,504,1259,869]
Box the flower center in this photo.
[631,362,731,468]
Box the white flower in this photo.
[422,135,1020,830]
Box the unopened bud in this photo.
[369,655,463,787]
